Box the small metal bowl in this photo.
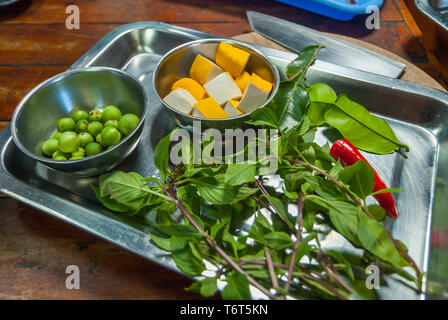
[153,38,280,131]
[11,67,148,177]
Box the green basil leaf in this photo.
[155,224,202,238]
[264,231,294,250]
[222,272,251,300]
[199,277,218,297]
[177,184,202,216]
[339,160,375,200]
[329,160,343,178]
[154,129,177,181]
[186,281,201,293]
[321,197,410,269]
[95,171,164,212]
[325,94,409,154]
[223,230,246,258]
[325,200,362,247]
[210,219,227,238]
[286,45,325,80]
[357,213,410,269]
[262,195,295,230]
[92,185,131,213]
[303,175,345,199]
[170,236,188,251]
[255,212,274,233]
[288,233,316,262]
[325,250,355,282]
[351,279,378,300]
[224,163,257,186]
[143,176,163,186]
[244,269,271,279]
[302,209,317,232]
[192,176,258,205]
[371,188,404,196]
[172,246,205,277]
[367,204,386,222]
[150,233,171,251]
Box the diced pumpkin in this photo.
[194,97,228,119]
[249,73,273,93]
[215,42,250,78]
[189,54,223,85]
[172,78,207,100]
[234,71,251,93]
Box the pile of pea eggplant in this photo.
[41,106,140,161]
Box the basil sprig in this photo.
[93,46,420,300]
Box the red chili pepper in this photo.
[329,139,398,218]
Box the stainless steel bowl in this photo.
[11,67,148,177]
[153,38,280,131]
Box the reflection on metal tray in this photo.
[416,0,448,31]
[1,21,448,299]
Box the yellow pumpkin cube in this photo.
[172,78,207,101]
[234,71,251,93]
[249,73,273,93]
[194,97,228,119]
[189,54,223,85]
[215,42,250,78]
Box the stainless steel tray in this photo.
[416,0,448,31]
[1,21,448,299]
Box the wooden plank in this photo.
[0,66,66,120]
[382,0,405,21]
[414,63,448,90]
[0,23,252,66]
[0,198,207,299]
[0,24,117,66]
[403,0,448,83]
[1,0,402,24]
[393,0,422,38]
[0,20,425,67]
[0,121,8,131]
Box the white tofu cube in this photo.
[223,101,241,117]
[237,82,270,113]
[203,73,242,105]
[191,107,205,118]
[163,88,197,115]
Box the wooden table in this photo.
[0,0,446,300]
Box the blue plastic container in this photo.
[275,0,384,21]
